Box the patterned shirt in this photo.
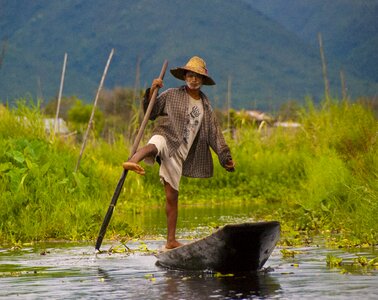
[179,95,203,160]
[143,85,232,178]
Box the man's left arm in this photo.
[208,110,235,172]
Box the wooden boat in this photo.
[156,221,280,272]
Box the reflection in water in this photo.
[96,266,280,299]
[97,268,112,282]
[125,202,260,238]
[160,270,281,299]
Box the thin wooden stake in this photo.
[75,48,115,172]
[340,70,348,101]
[0,39,7,69]
[37,76,44,101]
[318,33,330,102]
[135,56,143,126]
[54,52,68,135]
[133,55,141,103]
[227,76,232,133]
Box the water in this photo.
[1,241,377,299]
[1,204,377,299]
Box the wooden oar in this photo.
[95,60,168,252]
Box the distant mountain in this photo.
[1,0,377,111]
[245,0,378,82]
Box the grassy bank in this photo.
[0,99,376,247]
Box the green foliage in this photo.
[0,104,135,243]
[0,100,45,139]
[98,87,144,142]
[277,100,302,121]
[41,88,144,145]
[326,254,343,267]
[326,253,378,274]
[67,99,104,137]
[281,249,304,258]
[0,98,377,247]
[182,126,305,204]
[42,96,81,119]
[275,100,378,244]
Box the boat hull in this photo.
[156,221,280,272]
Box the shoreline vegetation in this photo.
[0,95,377,250]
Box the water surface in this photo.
[1,204,377,299]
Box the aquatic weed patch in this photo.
[326,254,378,275]
[0,264,50,278]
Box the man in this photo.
[123,56,235,249]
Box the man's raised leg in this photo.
[122,144,158,175]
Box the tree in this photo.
[67,99,104,138]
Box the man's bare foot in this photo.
[165,240,183,249]
[122,162,145,175]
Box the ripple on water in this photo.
[0,240,377,299]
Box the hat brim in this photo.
[170,67,216,85]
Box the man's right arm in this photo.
[150,78,163,99]
[143,78,165,120]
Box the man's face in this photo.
[184,71,203,90]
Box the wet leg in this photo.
[164,181,183,249]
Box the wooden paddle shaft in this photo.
[130,60,168,156]
[95,60,168,251]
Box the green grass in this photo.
[0,98,377,247]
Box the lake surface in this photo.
[1,204,377,299]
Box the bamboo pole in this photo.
[37,76,44,101]
[95,60,168,252]
[0,39,7,69]
[75,48,115,172]
[227,76,232,137]
[340,70,348,101]
[135,56,143,126]
[318,33,330,102]
[54,52,68,136]
[133,56,141,103]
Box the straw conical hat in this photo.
[170,56,215,85]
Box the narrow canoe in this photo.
[156,221,280,272]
